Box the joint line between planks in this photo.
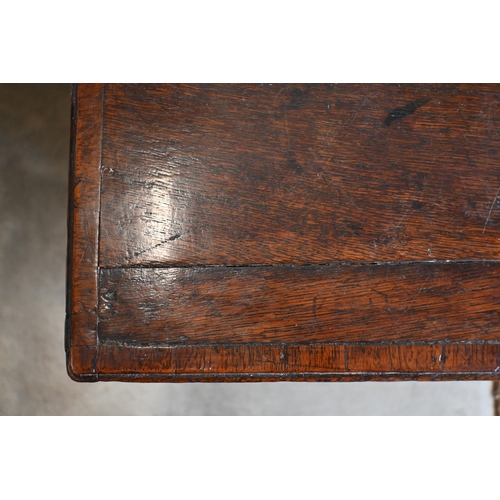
[98,258,500,271]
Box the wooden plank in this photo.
[99,84,500,267]
[94,343,500,381]
[65,84,103,380]
[99,262,500,345]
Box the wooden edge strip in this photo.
[64,84,77,353]
[65,84,104,379]
[67,346,99,382]
[96,373,500,383]
[92,343,500,382]
[493,381,500,416]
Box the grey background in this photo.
[0,84,493,415]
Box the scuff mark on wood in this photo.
[384,98,430,126]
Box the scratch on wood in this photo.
[130,234,182,261]
[482,186,500,233]
[393,275,430,328]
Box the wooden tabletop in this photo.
[66,84,500,381]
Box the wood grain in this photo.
[65,84,103,381]
[99,84,500,267]
[93,343,500,381]
[99,262,500,345]
[493,381,500,415]
[66,84,500,382]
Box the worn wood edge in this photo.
[92,343,500,382]
[65,83,104,379]
[95,373,500,383]
[64,83,77,353]
[67,346,99,382]
[493,381,500,415]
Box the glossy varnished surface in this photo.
[67,84,500,381]
[100,84,500,266]
[66,84,102,379]
[99,263,500,344]
[94,344,500,381]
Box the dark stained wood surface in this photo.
[66,84,500,382]
[66,84,103,381]
[99,263,500,344]
[100,84,500,267]
[94,344,500,381]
